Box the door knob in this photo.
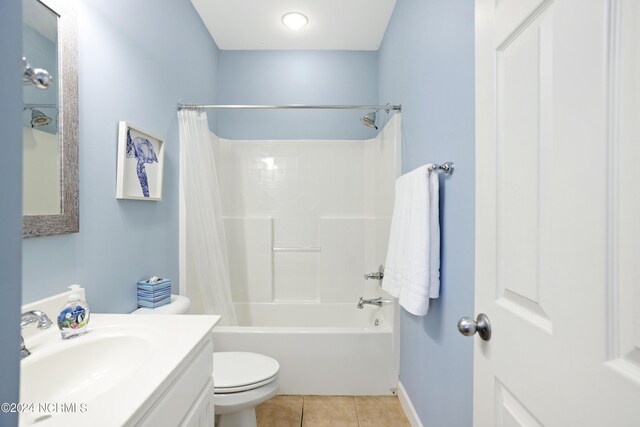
[457,313,491,341]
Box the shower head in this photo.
[30,109,52,127]
[360,111,378,129]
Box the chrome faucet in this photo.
[20,310,53,359]
[357,296,387,309]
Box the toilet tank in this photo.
[132,295,191,315]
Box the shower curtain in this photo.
[178,110,237,325]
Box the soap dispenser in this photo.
[57,284,90,339]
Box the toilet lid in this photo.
[213,352,279,393]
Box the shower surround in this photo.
[183,114,401,394]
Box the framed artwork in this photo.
[116,121,164,201]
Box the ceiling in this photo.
[190,0,397,51]
[24,0,58,42]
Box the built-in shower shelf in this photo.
[272,246,322,252]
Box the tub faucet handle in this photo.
[364,265,384,281]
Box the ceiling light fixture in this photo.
[281,12,308,31]
[30,109,53,127]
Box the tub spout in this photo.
[357,297,387,309]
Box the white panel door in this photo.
[474,0,640,425]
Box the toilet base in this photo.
[216,408,257,427]
[213,376,279,427]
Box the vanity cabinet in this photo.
[135,339,214,426]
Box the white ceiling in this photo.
[24,0,58,42]
[190,0,397,51]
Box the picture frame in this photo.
[116,121,165,201]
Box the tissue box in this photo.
[137,278,172,308]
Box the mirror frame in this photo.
[23,0,78,238]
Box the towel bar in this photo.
[431,162,454,175]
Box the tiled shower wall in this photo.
[212,115,400,305]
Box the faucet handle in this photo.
[364,265,385,281]
[20,336,31,359]
[40,315,53,329]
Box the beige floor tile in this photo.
[302,396,359,427]
[257,395,303,427]
[354,396,411,427]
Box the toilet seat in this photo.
[214,373,279,394]
[213,352,280,394]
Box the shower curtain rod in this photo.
[177,103,402,111]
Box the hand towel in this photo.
[382,164,440,316]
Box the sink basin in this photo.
[21,325,159,404]
[18,313,219,426]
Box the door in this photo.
[474,0,640,425]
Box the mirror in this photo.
[22,0,78,238]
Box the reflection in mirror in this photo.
[23,0,60,215]
[22,0,78,238]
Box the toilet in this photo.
[133,295,280,427]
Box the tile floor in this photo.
[256,395,411,427]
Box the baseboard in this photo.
[398,381,424,427]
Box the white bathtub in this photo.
[212,302,400,395]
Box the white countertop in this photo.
[20,313,220,426]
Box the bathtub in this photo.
[212,302,400,395]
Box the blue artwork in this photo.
[126,129,158,197]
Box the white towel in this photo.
[382,164,440,316]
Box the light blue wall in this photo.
[217,51,379,140]
[22,0,220,313]
[378,0,475,425]
[0,0,23,424]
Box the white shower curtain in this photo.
[178,110,237,325]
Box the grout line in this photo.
[300,396,305,427]
[353,396,361,427]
